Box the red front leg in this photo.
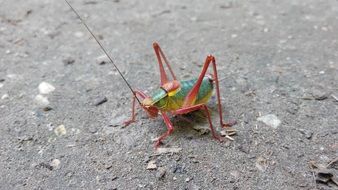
[124,90,149,126]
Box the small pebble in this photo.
[0,83,3,88]
[96,55,109,65]
[1,94,9,100]
[43,106,53,111]
[298,129,313,139]
[0,78,4,82]
[190,17,197,21]
[156,167,166,179]
[256,156,268,172]
[74,31,84,38]
[63,57,75,65]
[257,114,281,129]
[311,89,328,100]
[38,82,55,94]
[35,95,50,106]
[301,93,313,100]
[89,126,98,133]
[54,125,67,136]
[231,34,238,38]
[146,160,157,170]
[192,125,210,135]
[93,96,108,106]
[6,74,18,79]
[185,177,191,182]
[50,159,60,169]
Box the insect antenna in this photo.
[65,0,141,104]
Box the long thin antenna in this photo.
[65,0,141,104]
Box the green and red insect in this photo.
[66,0,236,148]
[123,43,236,147]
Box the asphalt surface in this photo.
[1,0,338,189]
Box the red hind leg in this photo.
[182,55,236,128]
[153,42,177,85]
[123,90,149,126]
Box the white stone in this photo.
[146,160,157,170]
[0,83,3,88]
[38,82,55,94]
[257,114,281,128]
[231,34,238,38]
[6,74,17,79]
[1,94,9,99]
[35,94,50,106]
[74,31,84,38]
[54,125,67,136]
[95,54,109,65]
[50,159,61,169]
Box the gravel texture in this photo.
[1,0,338,189]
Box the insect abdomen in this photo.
[179,77,214,104]
[154,77,213,111]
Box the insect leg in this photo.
[208,56,236,128]
[153,42,177,85]
[182,55,236,128]
[155,111,174,147]
[182,55,215,107]
[123,90,148,126]
[173,104,222,141]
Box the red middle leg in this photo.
[173,104,222,141]
[155,111,174,148]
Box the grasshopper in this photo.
[66,0,236,147]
